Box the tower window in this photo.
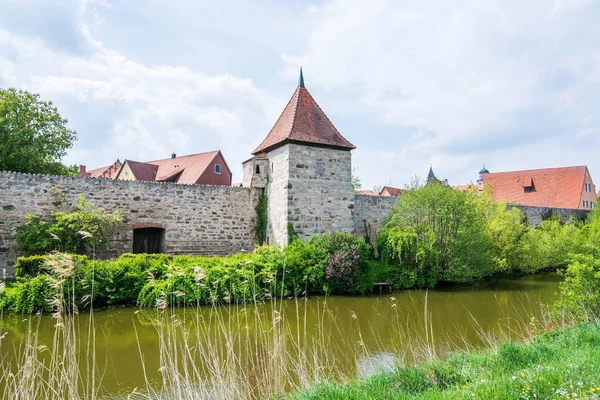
[215,164,221,174]
[255,165,261,174]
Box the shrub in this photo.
[309,232,372,294]
[17,194,123,255]
[14,255,48,278]
[1,275,57,313]
[555,254,600,321]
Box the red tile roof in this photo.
[252,86,355,155]
[86,160,122,179]
[452,184,483,192]
[125,160,158,182]
[380,186,404,197]
[483,166,589,209]
[148,151,222,184]
[358,189,377,195]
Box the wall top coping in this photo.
[0,171,254,193]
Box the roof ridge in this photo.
[301,88,355,148]
[487,165,586,175]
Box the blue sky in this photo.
[1,0,599,189]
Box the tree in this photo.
[379,182,495,287]
[0,88,77,174]
[351,167,362,191]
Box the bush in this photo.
[309,232,373,294]
[555,254,600,321]
[14,255,48,278]
[1,275,57,313]
[17,194,123,255]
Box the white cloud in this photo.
[283,0,600,187]
[1,0,599,188]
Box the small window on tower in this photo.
[255,165,261,174]
[215,164,221,174]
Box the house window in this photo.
[215,164,221,174]
[585,183,590,192]
[524,186,533,193]
[255,165,260,174]
[592,202,596,209]
[583,200,589,208]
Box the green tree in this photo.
[379,182,494,287]
[0,88,77,174]
[351,167,362,191]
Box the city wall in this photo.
[0,171,259,276]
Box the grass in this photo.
[291,322,600,399]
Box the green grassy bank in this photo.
[292,322,600,400]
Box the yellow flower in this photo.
[521,373,525,377]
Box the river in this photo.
[0,274,560,398]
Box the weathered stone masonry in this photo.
[0,171,260,275]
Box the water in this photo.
[0,274,560,398]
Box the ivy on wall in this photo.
[255,188,268,245]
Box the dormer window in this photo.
[524,186,532,193]
[215,164,221,174]
[522,177,533,193]
[255,165,261,174]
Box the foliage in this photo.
[351,167,362,191]
[17,194,123,254]
[0,88,77,175]
[309,231,372,294]
[379,183,495,287]
[254,188,268,245]
[555,254,600,322]
[287,222,300,243]
[0,275,57,313]
[15,255,49,278]
[293,323,600,400]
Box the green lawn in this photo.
[292,323,600,399]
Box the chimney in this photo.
[79,165,87,176]
[171,152,176,159]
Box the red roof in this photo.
[148,151,224,184]
[252,86,355,155]
[125,160,158,182]
[86,160,122,179]
[358,189,377,195]
[452,184,483,192]
[483,166,589,209]
[380,186,404,197]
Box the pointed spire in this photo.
[427,165,436,181]
[298,67,305,88]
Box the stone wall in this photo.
[354,194,396,245]
[285,143,355,243]
[265,145,290,245]
[0,171,259,276]
[511,205,590,226]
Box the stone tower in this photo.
[243,69,356,245]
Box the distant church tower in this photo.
[243,68,356,245]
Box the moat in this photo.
[0,274,560,398]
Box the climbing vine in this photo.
[255,188,268,245]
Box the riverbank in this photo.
[292,322,600,400]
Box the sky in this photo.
[1,0,599,189]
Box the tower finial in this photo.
[298,67,305,88]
